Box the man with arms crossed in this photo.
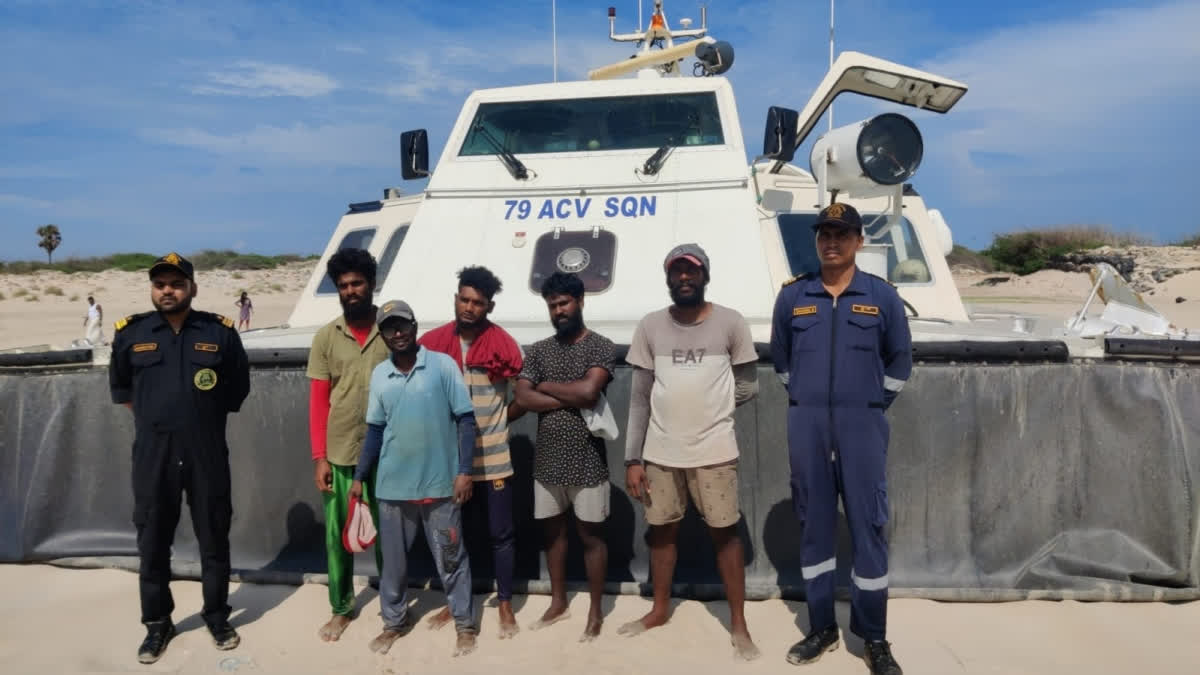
[419,265,526,638]
[351,300,480,657]
[307,249,390,642]
[515,272,616,642]
[621,243,762,661]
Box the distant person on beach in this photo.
[306,248,389,642]
[515,272,616,642]
[769,203,912,674]
[107,252,250,665]
[418,265,526,639]
[620,243,762,661]
[350,299,480,657]
[235,292,253,331]
[84,295,105,345]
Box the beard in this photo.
[341,295,374,321]
[553,309,584,338]
[153,295,192,315]
[668,279,706,307]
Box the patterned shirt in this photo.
[519,330,616,487]
[459,336,516,481]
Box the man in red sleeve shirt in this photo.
[306,249,391,641]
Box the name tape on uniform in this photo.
[793,305,818,316]
[194,342,219,352]
[852,304,880,315]
[132,343,158,352]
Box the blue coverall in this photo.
[769,267,913,641]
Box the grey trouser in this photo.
[378,498,476,633]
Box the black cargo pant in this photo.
[132,429,232,628]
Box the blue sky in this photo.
[1,0,1198,259]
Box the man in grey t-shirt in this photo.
[619,243,761,661]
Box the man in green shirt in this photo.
[306,249,391,641]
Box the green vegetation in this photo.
[44,286,64,296]
[0,250,318,275]
[37,224,62,263]
[24,294,39,302]
[269,283,284,292]
[69,294,79,301]
[973,226,1150,276]
[946,245,996,272]
[1173,233,1200,247]
[13,288,28,298]
[0,291,6,301]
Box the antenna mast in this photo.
[828,0,834,132]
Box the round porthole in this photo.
[556,247,591,273]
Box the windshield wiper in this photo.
[472,124,528,180]
[641,113,699,176]
[641,138,676,176]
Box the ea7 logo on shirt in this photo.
[671,349,707,365]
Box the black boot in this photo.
[865,639,903,675]
[137,619,176,664]
[208,619,241,650]
[785,625,839,665]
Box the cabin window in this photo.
[529,230,617,294]
[316,227,377,295]
[373,225,410,292]
[460,92,724,156]
[777,213,931,284]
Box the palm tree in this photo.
[37,224,62,263]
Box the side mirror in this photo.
[762,107,799,162]
[400,129,429,180]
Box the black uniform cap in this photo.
[149,252,195,281]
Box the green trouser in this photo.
[323,462,383,616]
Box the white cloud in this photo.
[193,61,339,98]
[0,194,54,210]
[138,123,394,166]
[915,1,1200,201]
[334,44,366,55]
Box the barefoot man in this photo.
[351,299,480,657]
[620,243,762,661]
[419,266,526,639]
[514,272,616,642]
[306,249,390,642]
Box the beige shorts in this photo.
[642,460,741,528]
[533,480,611,523]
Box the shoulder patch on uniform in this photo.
[852,304,880,315]
[781,273,809,288]
[114,311,151,332]
[793,305,818,316]
[216,314,234,329]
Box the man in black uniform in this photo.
[108,252,251,664]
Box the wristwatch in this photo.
[624,459,643,467]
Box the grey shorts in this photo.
[533,480,610,523]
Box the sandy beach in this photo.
[4,249,1200,351]
[2,564,1197,674]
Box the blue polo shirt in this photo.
[365,346,474,501]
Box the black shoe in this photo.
[865,639,903,675]
[137,620,176,664]
[785,625,839,665]
[208,620,241,651]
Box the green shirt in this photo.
[307,316,390,466]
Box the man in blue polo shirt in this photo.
[350,299,479,657]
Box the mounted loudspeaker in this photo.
[694,41,734,76]
[809,113,923,197]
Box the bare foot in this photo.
[579,614,603,643]
[368,616,413,654]
[453,630,477,657]
[528,601,570,631]
[731,628,762,661]
[497,601,519,639]
[426,606,452,631]
[617,608,670,637]
[318,614,351,642]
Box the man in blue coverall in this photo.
[770,202,912,675]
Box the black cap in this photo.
[810,202,863,232]
[149,252,194,280]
